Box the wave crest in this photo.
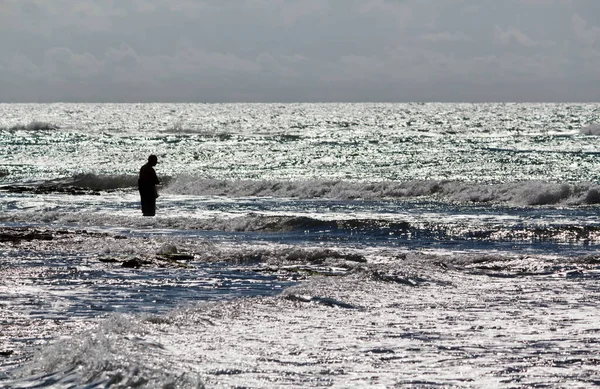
[0,174,139,193]
[11,314,204,388]
[165,177,600,205]
[68,173,139,190]
[1,121,59,132]
[4,173,600,206]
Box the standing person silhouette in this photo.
[138,155,160,216]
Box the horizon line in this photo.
[0,100,599,104]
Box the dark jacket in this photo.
[138,163,159,194]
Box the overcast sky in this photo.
[1,0,599,102]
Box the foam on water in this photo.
[8,314,205,388]
[3,103,600,387]
[165,176,600,205]
[5,173,600,206]
[7,247,600,387]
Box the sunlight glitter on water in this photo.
[2,103,600,387]
[1,103,600,184]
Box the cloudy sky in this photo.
[1,0,599,102]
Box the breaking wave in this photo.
[580,124,600,135]
[0,121,59,132]
[4,174,600,206]
[165,177,600,206]
[67,173,139,190]
[8,314,204,388]
[0,173,140,193]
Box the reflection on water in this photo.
[0,249,294,380]
[3,103,600,386]
[2,251,294,316]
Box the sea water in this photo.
[1,103,600,387]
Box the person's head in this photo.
[148,154,158,166]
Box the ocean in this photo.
[1,102,600,388]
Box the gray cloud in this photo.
[1,0,599,102]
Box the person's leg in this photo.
[146,197,156,216]
[140,189,155,216]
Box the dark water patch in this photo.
[369,271,422,286]
[265,217,600,249]
[284,294,358,309]
[0,227,118,244]
[256,215,411,235]
[121,258,152,268]
[282,247,366,266]
[418,223,600,247]
[260,216,338,232]
[580,124,600,135]
[277,134,303,142]
[0,184,103,196]
[394,380,453,387]
[366,347,395,354]
[440,252,600,279]
[1,246,295,319]
[68,173,140,190]
[224,247,366,271]
[251,264,350,282]
[0,228,54,243]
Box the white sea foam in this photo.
[13,314,204,388]
[15,247,596,388]
[3,222,600,387]
[4,103,600,387]
[13,173,600,206]
[164,176,600,205]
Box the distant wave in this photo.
[160,122,233,138]
[0,173,140,193]
[0,121,59,132]
[165,177,600,206]
[580,124,600,135]
[67,173,139,190]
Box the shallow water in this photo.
[2,103,600,387]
